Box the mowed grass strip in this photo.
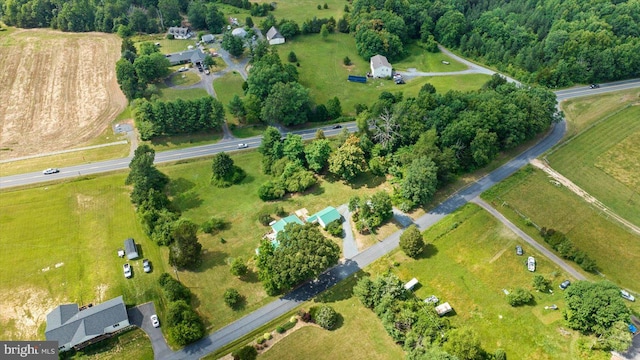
[394,42,467,72]
[155,85,209,101]
[267,0,347,24]
[276,33,490,114]
[560,88,640,136]
[67,328,153,360]
[261,277,404,360]
[368,204,589,359]
[548,105,640,227]
[0,175,166,340]
[482,166,640,292]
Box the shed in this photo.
[201,34,215,43]
[435,302,453,316]
[370,54,392,78]
[266,26,285,45]
[124,238,139,260]
[404,278,419,291]
[232,27,247,38]
[307,206,341,228]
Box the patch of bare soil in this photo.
[0,29,126,160]
[0,287,57,340]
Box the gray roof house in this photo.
[166,48,207,66]
[124,238,139,260]
[45,296,130,352]
[370,54,392,78]
[266,26,285,45]
[201,34,215,43]
[168,26,192,39]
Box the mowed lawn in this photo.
[212,71,245,125]
[394,42,467,72]
[368,204,599,360]
[559,88,640,136]
[0,175,166,341]
[547,105,640,227]
[158,150,390,330]
[276,33,490,114]
[261,277,404,360]
[264,0,347,24]
[482,166,640,293]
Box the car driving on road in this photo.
[238,143,248,149]
[43,168,59,175]
[590,84,600,89]
[621,290,635,302]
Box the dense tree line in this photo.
[116,40,171,100]
[354,75,559,210]
[126,145,203,269]
[159,274,205,345]
[134,97,225,140]
[256,223,340,295]
[539,227,597,272]
[0,0,233,34]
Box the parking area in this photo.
[127,302,172,359]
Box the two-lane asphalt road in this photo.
[0,124,356,189]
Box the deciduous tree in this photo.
[399,225,424,258]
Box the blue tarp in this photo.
[348,75,367,83]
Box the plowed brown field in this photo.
[0,29,126,160]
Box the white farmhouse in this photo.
[370,54,392,78]
[266,26,285,45]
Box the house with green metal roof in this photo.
[271,214,304,234]
[307,206,341,228]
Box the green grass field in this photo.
[547,105,640,227]
[482,166,640,295]
[212,71,246,124]
[133,36,196,54]
[0,175,166,341]
[369,204,605,359]
[168,72,201,86]
[144,131,222,152]
[394,43,467,72]
[261,277,404,360]
[158,151,390,330]
[230,124,267,138]
[560,88,640,137]
[266,0,347,25]
[155,84,209,101]
[276,33,490,114]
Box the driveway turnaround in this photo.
[127,302,172,359]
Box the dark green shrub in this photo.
[257,210,273,226]
[232,345,258,360]
[326,219,343,237]
[201,216,227,234]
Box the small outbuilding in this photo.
[232,27,247,38]
[201,34,215,43]
[266,26,285,45]
[435,302,453,316]
[124,238,139,260]
[404,278,419,291]
[370,54,392,78]
[307,206,341,229]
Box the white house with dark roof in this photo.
[370,54,392,78]
[45,296,130,352]
[168,26,192,39]
[266,26,285,45]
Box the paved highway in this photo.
[0,124,357,189]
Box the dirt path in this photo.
[530,159,640,236]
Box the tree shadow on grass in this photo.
[329,312,344,331]
[172,191,203,211]
[416,243,438,260]
[167,177,196,195]
[349,172,386,189]
[239,173,255,185]
[193,250,227,272]
[241,270,261,284]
